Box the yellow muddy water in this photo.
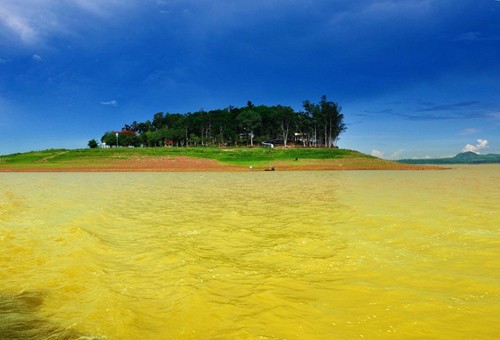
[1,166,499,339]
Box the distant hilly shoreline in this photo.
[398,152,500,165]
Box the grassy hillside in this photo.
[0,147,367,168]
[0,147,438,171]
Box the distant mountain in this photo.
[398,152,500,164]
[453,151,483,162]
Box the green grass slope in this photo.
[0,147,373,170]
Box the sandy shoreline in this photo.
[0,156,445,172]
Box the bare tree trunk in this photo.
[314,125,317,148]
[281,120,289,148]
[207,122,211,146]
[324,124,328,148]
[328,117,333,148]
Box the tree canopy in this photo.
[99,96,346,148]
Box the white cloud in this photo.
[0,6,39,44]
[0,0,138,46]
[371,149,384,158]
[459,128,480,135]
[32,54,42,61]
[462,139,488,154]
[100,100,118,107]
[72,0,125,16]
[371,148,404,159]
[388,149,404,159]
[412,155,433,160]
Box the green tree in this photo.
[119,131,136,147]
[144,131,156,146]
[275,105,296,147]
[99,98,344,149]
[165,127,185,146]
[319,95,346,147]
[189,133,201,146]
[302,100,319,147]
[88,139,98,148]
[295,111,312,147]
[155,127,169,146]
[303,96,346,147]
[101,132,118,147]
[254,105,276,142]
[152,112,166,130]
[237,109,261,146]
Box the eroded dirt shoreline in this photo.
[0,156,445,172]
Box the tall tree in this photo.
[237,109,261,146]
[152,112,165,130]
[295,111,311,147]
[319,95,346,147]
[276,105,296,147]
[303,100,319,147]
[102,98,345,148]
[303,96,346,147]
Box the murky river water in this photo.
[1,166,499,339]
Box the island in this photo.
[0,147,443,172]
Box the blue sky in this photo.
[1,0,499,158]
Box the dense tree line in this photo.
[100,96,346,148]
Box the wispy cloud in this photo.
[455,32,500,42]
[411,155,432,160]
[487,112,500,120]
[72,0,134,16]
[372,148,405,160]
[0,5,39,44]
[329,0,436,27]
[459,128,480,136]
[396,112,487,121]
[462,139,488,154]
[390,101,489,121]
[0,0,138,46]
[100,100,118,107]
[370,148,404,160]
[32,54,42,62]
[371,149,384,158]
[366,99,490,122]
[364,108,394,114]
[388,149,404,159]
[416,101,479,112]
